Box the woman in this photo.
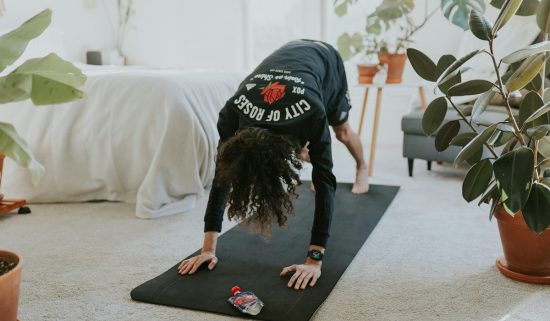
[178,40,368,290]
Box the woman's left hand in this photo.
[280,260,322,290]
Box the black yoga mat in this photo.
[131,182,399,321]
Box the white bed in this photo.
[0,64,243,218]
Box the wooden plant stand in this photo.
[0,155,31,216]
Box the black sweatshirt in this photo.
[204,40,351,248]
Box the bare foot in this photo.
[310,182,315,192]
[351,167,369,194]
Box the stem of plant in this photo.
[487,38,527,146]
[535,140,541,181]
[446,96,499,158]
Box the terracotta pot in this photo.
[494,206,550,284]
[378,52,390,66]
[385,53,407,84]
[0,250,22,321]
[357,64,379,84]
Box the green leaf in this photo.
[526,124,550,140]
[454,123,498,167]
[337,33,356,61]
[505,54,546,92]
[525,73,543,92]
[472,90,497,122]
[441,0,486,30]
[519,91,547,128]
[447,79,494,96]
[522,182,550,233]
[450,132,477,146]
[469,9,493,40]
[437,50,482,85]
[502,41,550,65]
[436,55,456,78]
[0,9,52,73]
[438,70,462,95]
[494,131,516,146]
[478,182,498,205]
[491,0,540,16]
[493,147,535,214]
[435,120,461,152]
[0,122,44,185]
[407,48,437,82]
[4,53,86,105]
[537,0,550,33]
[334,0,355,17]
[422,97,448,136]
[523,101,550,125]
[493,0,524,32]
[463,159,493,202]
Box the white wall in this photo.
[0,0,482,77]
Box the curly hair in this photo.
[215,127,303,236]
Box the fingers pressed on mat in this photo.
[295,273,308,290]
[208,257,218,270]
[189,259,202,274]
[309,275,318,287]
[288,270,302,287]
[300,274,312,289]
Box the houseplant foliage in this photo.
[407,0,550,233]
[0,9,86,185]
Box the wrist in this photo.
[305,257,322,266]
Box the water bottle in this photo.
[227,285,264,315]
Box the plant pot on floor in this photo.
[0,250,22,321]
[357,64,379,84]
[386,53,407,84]
[495,206,550,284]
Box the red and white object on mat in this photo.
[227,285,264,315]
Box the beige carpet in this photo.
[1,88,549,321]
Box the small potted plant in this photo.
[407,0,550,283]
[0,9,86,320]
[335,0,487,83]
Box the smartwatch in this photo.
[307,249,324,261]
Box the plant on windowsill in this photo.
[407,0,550,284]
[335,0,487,84]
[0,9,86,321]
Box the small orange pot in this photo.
[386,53,407,84]
[494,206,550,284]
[357,64,379,84]
[0,250,22,321]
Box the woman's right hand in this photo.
[178,251,218,275]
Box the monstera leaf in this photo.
[441,0,486,30]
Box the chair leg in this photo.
[427,161,432,171]
[407,158,414,177]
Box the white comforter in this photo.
[0,66,242,218]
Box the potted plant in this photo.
[335,0,488,83]
[0,9,86,320]
[407,0,550,283]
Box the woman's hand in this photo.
[178,251,218,275]
[280,260,322,290]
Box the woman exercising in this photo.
[178,40,369,290]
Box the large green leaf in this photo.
[436,55,456,78]
[522,182,550,233]
[523,101,550,125]
[454,123,498,167]
[502,41,550,65]
[519,91,549,128]
[334,0,356,17]
[441,0,486,30]
[437,50,482,85]
[493,147,535,214]
[505,54,546,92]
[493,0,524,32]
[463,159,493,202]
[422,97,448,136]
[450,132,477,146]
[537,0,550,33]
[469,9,493,40]
[0,9,51,73]
[526,124,550,140]
[472,90,496,122]
[4,53,86,105]
[435,120,461,152]
[0,122,44,185]
[447,79,494,96]
[438,70,462,95]
[407,48,437,82]
[491,0,541,16]
[337,33,364,61]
